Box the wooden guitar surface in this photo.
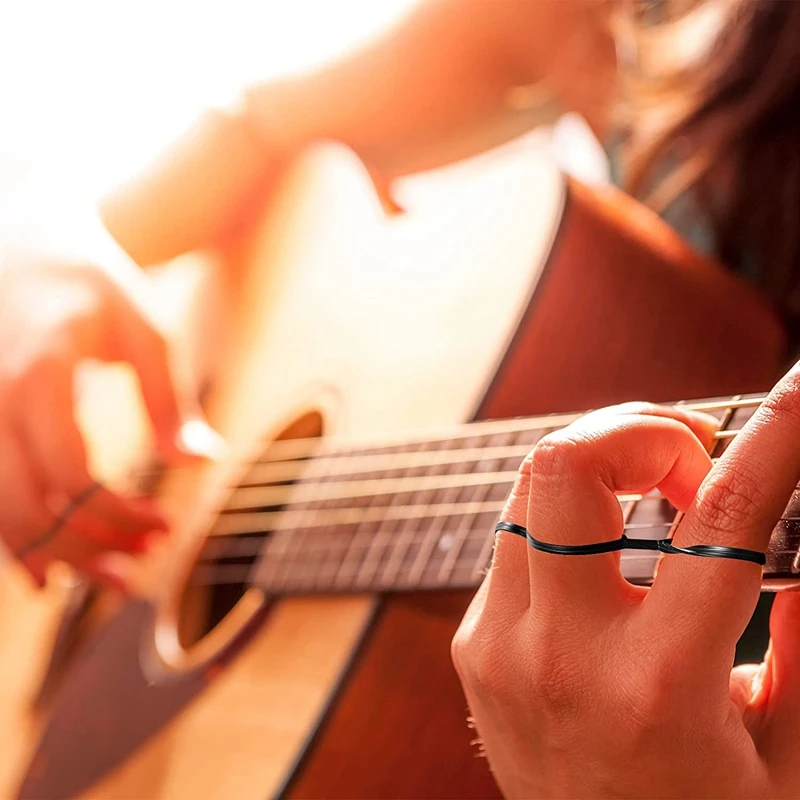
[0,137,784,799]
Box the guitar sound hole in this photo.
[177,411,325,648]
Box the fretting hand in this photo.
[453,366,800,798]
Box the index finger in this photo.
[647,361,800,661]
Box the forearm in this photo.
[99,107,286,267]
[100,0,615,266]
[242,5,555,181]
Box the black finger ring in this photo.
[17,481,103,561]
[494,521,766,566]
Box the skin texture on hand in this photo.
[452,369,800,799]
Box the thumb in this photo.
[744,593,800,767]
[764,592,800,704]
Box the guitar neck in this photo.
[196,392,799,597]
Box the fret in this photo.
[436,432,515,585]
[785,490,800,576]
[618,489,677,584]
[259,528,482,593]
[306,455,366,591]
[720,401,759,453]
[461,425,552,583]
[446,522,495,588]
[253,442,358,591]
[395,439,476,588]
[350,443,435,590]
[211,499,509,535]
[663,401,736,542]
[373,441,447,589]
[470,531,496,584]
[260,481,323,593]
[326,445,400,591]
[226,470,521,510]
[413,436,490,587]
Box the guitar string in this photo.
[203,380,755,523]
[198,516,800,564]
[194,544,800,589]
[328,444,404,590]
[404,434,488,587]
[197,515,800,576]
[207,449,782,538]
[209,490,800,538]
[198,439,753,527]
[202,499,800,577]
[192,528,800,589]
[196,404,792,588]
[355,441,454,590]
[126,396,763,484]
[130,424,749,495]
[432,432,515,586]
[376,440,457,588]
[188,400,794,588]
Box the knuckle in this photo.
[608,674,666,753]
[760,381,800,429]
[452,615,518,701]
[462,639,506,697]
[527,644,582,719]
[622,675,672,736]
[602,401,660,417]
[450,624,474,680]
[696,465,764,535]
[613,655,688,752]
[530,431,594,482]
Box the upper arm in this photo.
[241,0,618,176]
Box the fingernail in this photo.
[175,419,228,461]
[682,409,721,450]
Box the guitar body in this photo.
[0,139,784,799]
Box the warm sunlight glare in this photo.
[0,0,417,189]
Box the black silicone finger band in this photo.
[17,481,103,561]
[494,521,766,566]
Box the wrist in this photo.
[234,79,313,165]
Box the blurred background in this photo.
[0,0,417,199]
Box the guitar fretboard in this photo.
[192,393,800,595]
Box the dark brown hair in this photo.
[625,0,800,330]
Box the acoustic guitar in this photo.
[0,137,785,799]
